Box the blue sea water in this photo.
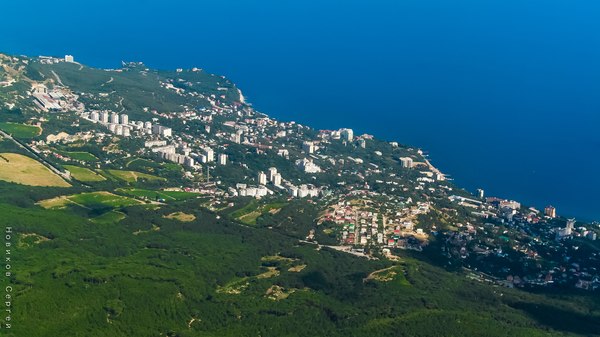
[2,0,599,220]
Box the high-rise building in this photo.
[358,139,366,149]
[145,140,167,148]
[268,167,278,182]
[110,113,119,124]
[499,200,521,210]
[303,141,315,154]
[258,172,267,185]
[152,125,172,138]
[100,112,109,123]
[544,205,557,218]
[476,189,485,199]
[184,156,195,168]
[232,131,242,144]
[89,112,99,121]
[298,185,309,198]
[340,128,354,141]
[565,218,575,236]
[120,114,129,125]
[203,147,214,162]
[64,55,74,63]
[218,153,228,165]
[273,173,282,186]
[296,158,322,173]
[400,157,414,169]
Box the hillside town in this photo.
[1,53,598,292]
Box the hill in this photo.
[0,52,598,336]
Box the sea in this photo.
[2,0,599,221]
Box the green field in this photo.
[90,210,126,224]
[231,200,288,225]
[0,152,71,187]
[38,191,142,210]
[56,150,98,162]
[105,169,165,182]
[117,188,201,201]
[0,122,41,138]
[64,165,106,182]
[126,158,181,172]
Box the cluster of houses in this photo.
[320,193,432,252]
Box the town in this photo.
[1,52,598,292]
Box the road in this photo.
[51,70,65,86]
[299,240,376,259]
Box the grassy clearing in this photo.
[91,210,126,224]
[37,196,72,209]
[126,158,182,171]
[55,150,98,162]
[232,201,288,225]
[64,165,106,182]
[125,158,152,168]
[288,264,307,272]
[0,152,71,187]
[0,122,41,138]
[238,211,262,224]
[216,278,250,295]
[261,255,296,263]
[105,169,165,182]
[117,188,199,201]
[163,212,196,222]
[133,224,160,235]
[217,266,281,295]
[38,191,142,210]
[261,254,305,272]
[69,191,142,208]
[364,265,410,285]
[18,233,51,248]
[256,267,280,279]
[265,285,297,301]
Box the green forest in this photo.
[2,184,599,337]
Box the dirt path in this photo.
[51,70,64,86]
[364,266,398,282]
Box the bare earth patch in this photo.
[265,285,296,301]
[257,267,280,279]
[133,224,161,235]
[288,264,307,272]
[37,195,73,209]
[364,266,399,282]
[18,233,51,248]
